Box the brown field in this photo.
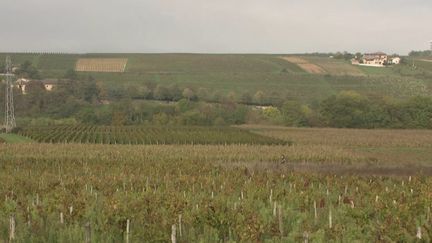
[243,125,432,147]
[75,58,128,72]
[281,56,310,64]
[239,125,432,174]
[281,56,365,76]
[297,63,327,74]
[306,58,365,76]
[280,56,327,74]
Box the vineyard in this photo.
[0,143,431,242]
[1,53,431,103]
[17,125,288,145]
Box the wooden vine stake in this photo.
[427,206,431,222]
[303,231,309,243]
[328,209,332,229]
[178,214,182,238]
[269,189,273,204]
[313,201,317,221]
[126,219,130,243]
[60,212,64,224]
[171,224,177,243]
[278,204,284,237]
[9,215,16,241]
[85,222,91,243]
[416,227,422,239]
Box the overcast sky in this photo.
[1,0,431,54]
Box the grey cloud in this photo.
[0,0,431,54]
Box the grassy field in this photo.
[0,126,432,241]
[0,133,33,143]
[1,53,431,103]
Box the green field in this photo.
[0,133,33,143]
[1,53,432,102]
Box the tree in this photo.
[226,91,236,103]
[240,92,253,104]
[16,61,40,79]
[182,88,194,101]
[253,91,265,105]
[154,85,169,100]
[281,101,308,126]
[395,96,432,128]
[319,91,381,128]
[262,107,283,124]
[167,84,182,101]
[196,88,209,101]
[152,113,169,125]
[177,99,193,113]
[25,80,47,112]
[80,78,100,103]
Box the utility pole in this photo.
[4,56,16,133]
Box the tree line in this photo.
[1,63,431,129]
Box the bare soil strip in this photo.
[280,56,327,74]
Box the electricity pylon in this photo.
[4,56,16,133]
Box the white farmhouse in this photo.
[351,52,401,67]
[391,57,401,64]
[41,79,58,91]
[362,52,388,67]
[15,79,58,94]
[16,78,31,94]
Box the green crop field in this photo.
[1,126,432,241]
[0,133,33,144]
[1,53,431,102]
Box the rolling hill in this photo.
[1,53,431,102]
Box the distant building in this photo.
[16,78,31,94]
[362,52,388,66]
[391,57,401,64]
[15,78,59,94]
[41,79,58,91]
[351,52,401,67]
